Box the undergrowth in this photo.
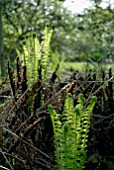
[0,62,114,169]
[0,26,114,170]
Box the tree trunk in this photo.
[0,1,5,77]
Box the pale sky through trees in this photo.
[63,0,91,13]
[63,0,114,14]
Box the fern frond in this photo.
[32,35,41,76]
[41,27,53,81]
[62,93,76,169]
[22,37,33,84]
[74,95,97,169]
[19,27,53,84]
[48,105,63,169]
[48,93,97,170]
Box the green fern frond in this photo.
[32,34,41,72]
[74,94,97,169]
[48,93,97,170]
[62,93,74,123]
[48,105,63,169]
[41,27,53,81]
[22,36,33,84]
[19,27,53,84]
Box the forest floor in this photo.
[0,60,114,170]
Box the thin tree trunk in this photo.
[0,1,5,77]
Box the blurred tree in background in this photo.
[76,0,114,62]
[1,0,73,73]
[0,0,114,76]
[0,1,5,77]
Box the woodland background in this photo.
[0,0,114,170]
[0,0,114,76]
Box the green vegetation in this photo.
[0,0,114,169]
[63,62,94,71]
[48,93,96,170]
[1,0,114,76]
[0,57,114,169]
[63,62,114,72]
[17,27,53,84]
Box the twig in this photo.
[86,76,114,105]
[0,165,10,170]
[0,149,13,170]
[3,120,52,160]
